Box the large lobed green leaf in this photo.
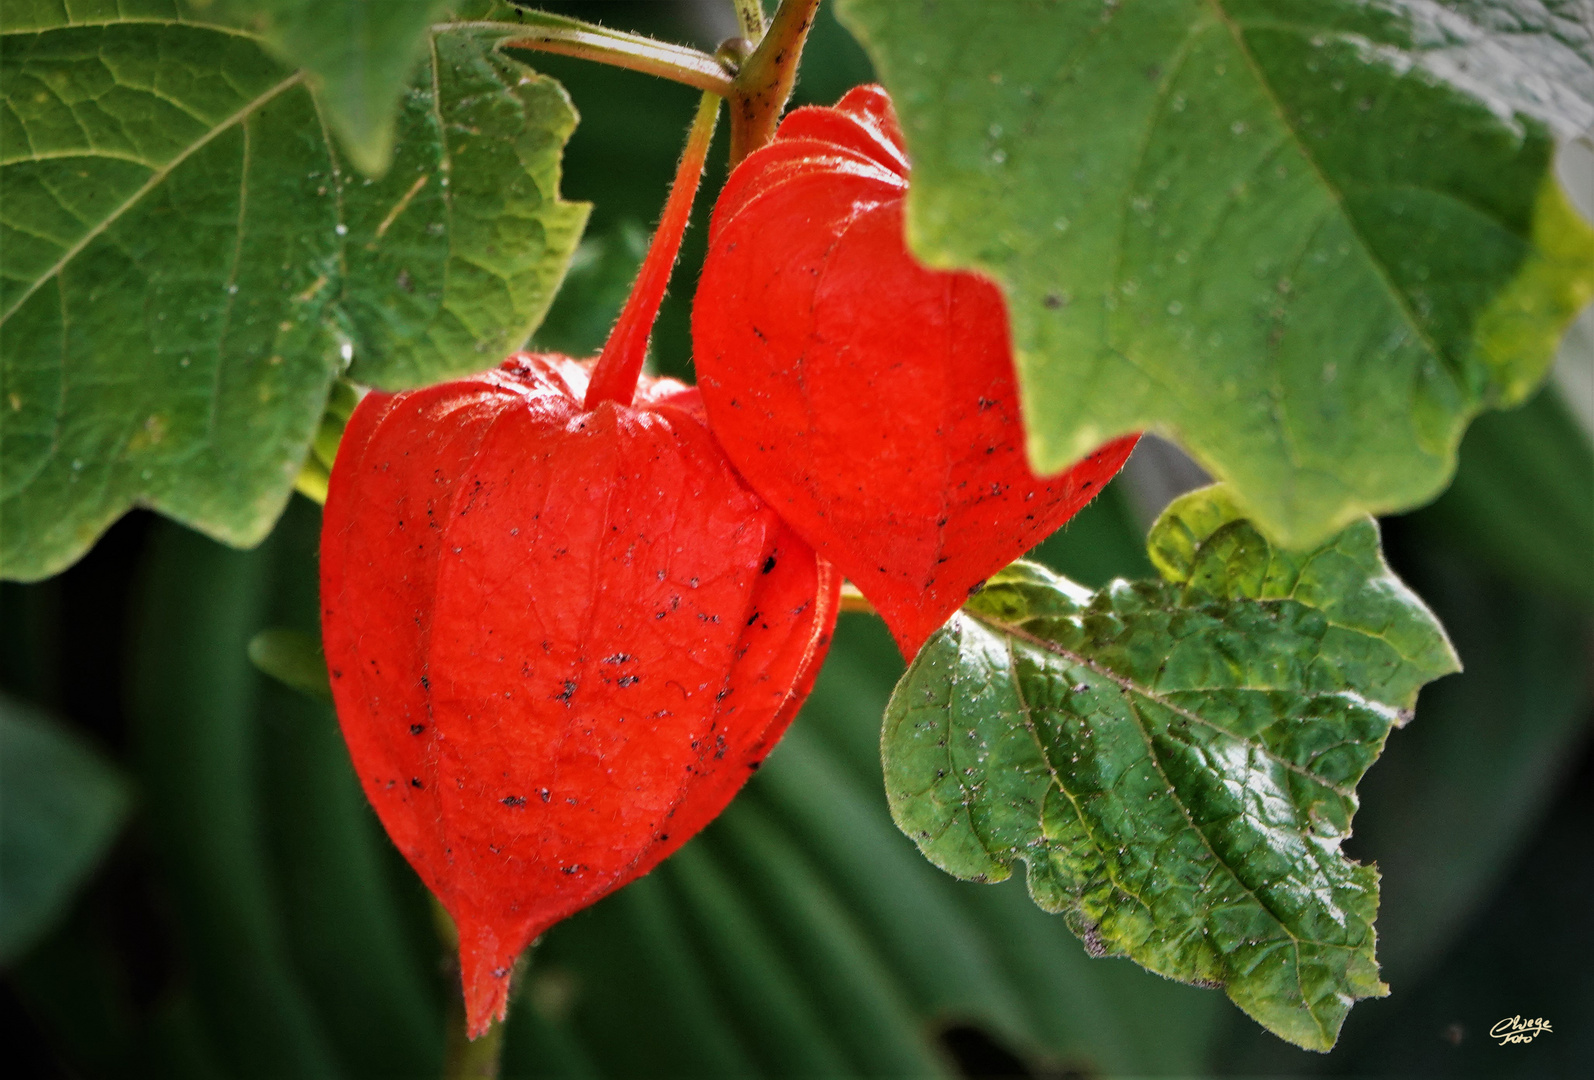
[0,1,588,581]
[838,0,1594,547]
[883,484,1459,1050]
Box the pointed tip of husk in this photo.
[456,914,521,1039]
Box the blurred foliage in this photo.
[0,697,131,964]
[1407,389,1593,605]
[2,3,1590,1078]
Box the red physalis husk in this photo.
[693,85,1139,656]
[320,95,839,1038]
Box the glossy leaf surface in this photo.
[0,5,587,580]
[695,86,1137,656]
[838,0,1594,546]
[883,484,1459,1050]
[321,355,838,1036]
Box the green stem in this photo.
[728,0,822,165]
[435,899,514,1080]
[730,0,767,41]
[442,1005,506,1080]
[455,16,734,97]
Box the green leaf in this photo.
[0,6,588,581]
[882,484,1459,1050]
[199,0,457,177]
[0,694,131,963]
[248,627,331,702]
[837,0,1594,547]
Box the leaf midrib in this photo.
[998,628,1156,918]
[0,18,259,38]
[1205,0,1452,378]
[963,604,1359,801]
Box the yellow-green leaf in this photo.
[838,0,1594,546]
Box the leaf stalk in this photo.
[458,16,734,97]
[471,2,815,168]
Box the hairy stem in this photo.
[461,15,733,97]
[584,93,722,409]
[728,0,821,165]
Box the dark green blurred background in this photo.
[3,3,1590,1077]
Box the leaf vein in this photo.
[0,71,305,325]
[987,611,1357,801]
[1130,705,1341,1047]
[207,109,251,443]
[1003,631,1153,915]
